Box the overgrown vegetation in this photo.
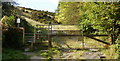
[1,1,120,60]
[1,2,29,60]
[56,2,120,44]
[56,2,120,59]
[2,28,24,49]
[101,35,120,59]
[1,16,16,28]
[36,48,61,60]
[18,7,59,24]
[2,49,29,60]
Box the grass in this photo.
[21,16,80,30]
[84,37,105,48]
[21,16,118,59]
[2,48,29,59]
[21,16,44,27]
[35,48,61,59]
[52,37,82,48]
[101,44,119,59]
[52,36,107,49]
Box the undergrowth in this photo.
[101,36,119,59]
[2,49,29,60]
[36,48,61,60]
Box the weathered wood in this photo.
[25,33,34,34]
[48,25,52,48]
[85,35,110,45]
[59,48,107,50]
[50,34,110,45]
[35,24,112,48]
[52,30,82,31]
[50,34,108,36]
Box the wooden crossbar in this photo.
[50,34,108,36]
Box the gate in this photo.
[24,24,111,49]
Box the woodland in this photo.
[1,2,120,60]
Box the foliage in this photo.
[2,28,23,49]
[102,44,119,59]
[114,35,120,59]
[2,49,29,60]
[19,7,58,24]
[2,2,18,17]
[55,2,80,24]
[20,18,34,33]
[56,2,120,43]
[78,2,120,34]
[37,48,61,60]
[1,16,15,28]
[101,35,120,59]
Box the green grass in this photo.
[21,16,80,30]
[35,48,61,59]
[84,37,105,48]
[101,43,119,59]
[21,16,44,27]
[20,16,119,59]
[52,36,107,49]
[2,49,29,59]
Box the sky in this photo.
[16,0,59,12]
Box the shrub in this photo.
[2,27,24,49]
[1,16,15,28]
[2,49,29,60]
[101,35,120,59]
[37,48,61,60]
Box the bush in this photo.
[2,49,29,60]
[115,35,120,59]
[3,27,24,49]
[101,35,120,59]
[1,16,15,28]
[37,48,61,60]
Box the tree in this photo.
[56,2,120,44]
[78,2,120,44]
[55,2,80,24]
[2,2,18,17]
[1,16,15,28]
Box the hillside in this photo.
[16,6,59,24]
[2,2,119,60]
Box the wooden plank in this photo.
[36,28,51,29]
[25,33,34,34]
[51,30,82,31]
[50,34,108,36]
[25,36,34,37]
[85,35,110,45]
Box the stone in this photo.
[89,49,99,52]
[24,48,30,52]
[100,54,106,58]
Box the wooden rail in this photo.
[50,34,108,36]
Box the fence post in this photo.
[18,27,25,45]
[82,24,84,49]
[31,26,36,49]
[48,24,52,48]
[111,23,116,44]
[22,27,25,44]
[34,26,36,43]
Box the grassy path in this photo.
[21,16,106,59]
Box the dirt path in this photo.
[81,50,106,59]
[23,48,106,59]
